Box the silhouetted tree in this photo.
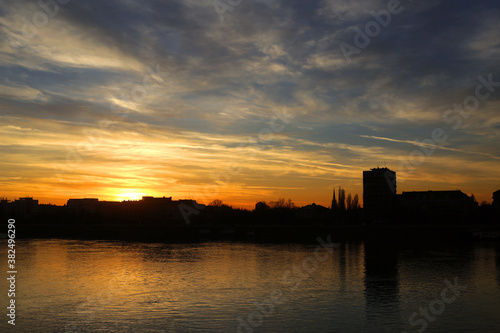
[269,198,295,209]
[338,187,346,211]
[346,193,352,210]
[471,194,477,204]
[331,187,361,223]
[352,194,360,210]
[255,201,270,211]
[210,199,224,207]
[269,198,285,209]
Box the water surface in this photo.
[0,239,499,332]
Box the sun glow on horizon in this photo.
[115,191,150,201]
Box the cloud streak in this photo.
[359,135,500,160]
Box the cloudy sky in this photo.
[1,0,499,207]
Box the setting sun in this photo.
[116,191,149,201]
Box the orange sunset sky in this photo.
[1,0,499,209]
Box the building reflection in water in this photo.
[364,241,401,329]
[497,243,500,287]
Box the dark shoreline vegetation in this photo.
[13,223,500,244]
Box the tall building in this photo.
[363,167,396,220]
[493,190,500,207]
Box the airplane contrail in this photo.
[360,135,500,160]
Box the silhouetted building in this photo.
[141,196,178,223]
[493,190,500,208]
[363,167,396,220]
[98,200,127,221]
[14,197,39,217]
[178,199,199,206]
[97,196,201,224]
[0,199,13,220]
[398,190,475,222]
[297,203,330,222]
[67,198,99,217]
[37,204,67,222]
[141,196,174,207]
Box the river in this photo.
[0,238,498,332]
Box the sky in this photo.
[0,0,499,208]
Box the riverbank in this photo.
[14,223,500,244]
